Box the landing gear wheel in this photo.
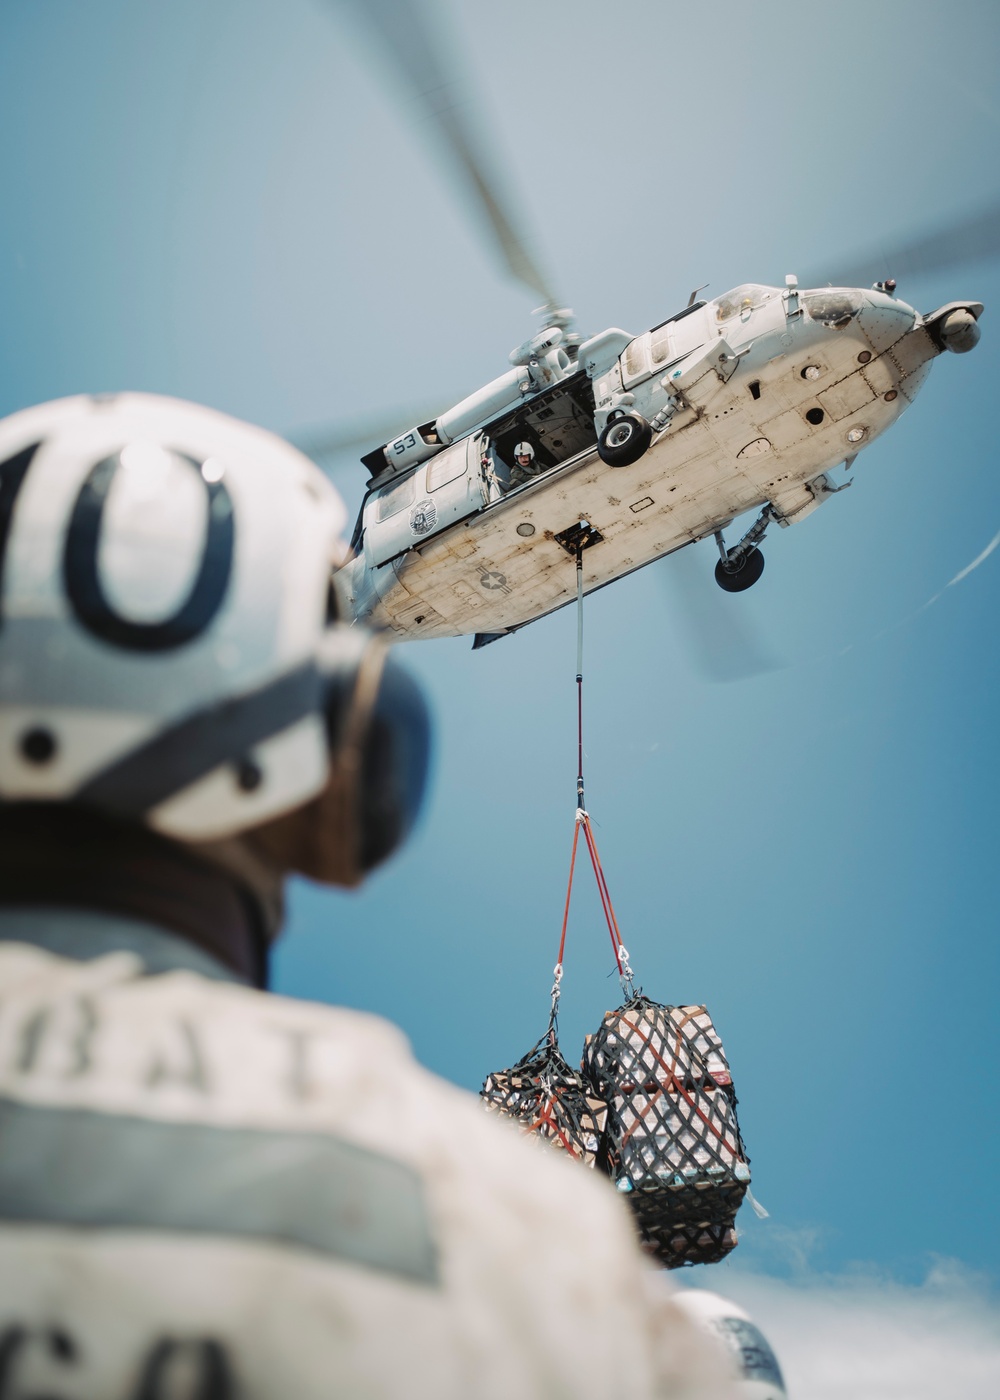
[715,547,765,592]
[597,411,652,467]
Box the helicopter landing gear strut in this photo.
[713,506,777,592]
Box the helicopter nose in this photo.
[862,286,917,319]
[856,288,917,353]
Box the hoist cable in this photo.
[550,542,637,1011]
[576,546,585,811]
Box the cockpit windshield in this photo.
[713,284,775,323]
[802,289,862,328]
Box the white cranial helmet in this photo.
[513,441,534,459]
[0,393,428,879]
[671,1290,786,1399]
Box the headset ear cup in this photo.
[243,641,430,889]
[352,653,430,871]
[241,645,375,888]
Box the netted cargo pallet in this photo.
[583,996,749,1267]
[482,1036,608,1168]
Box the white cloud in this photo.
[693,1258,1000,1400]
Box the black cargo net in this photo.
[482,1036,608,1168]
[583,996,749,1267]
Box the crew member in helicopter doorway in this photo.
[0,394,734,1400]
[509,438,543,488]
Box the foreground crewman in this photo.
[0,394,734,1399]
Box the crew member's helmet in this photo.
[671,1290,786,1399]
[513,441,535,460]
[0,393,429,888]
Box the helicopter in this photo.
[319,0,992,652]
[338,278,981,647]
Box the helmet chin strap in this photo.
[192,641,393,944]
[241,637,391,889]
[191,831,286,945]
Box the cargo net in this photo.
[481,1036,608,1169]
[583,996,750,1268]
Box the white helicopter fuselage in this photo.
[340,284,980,642]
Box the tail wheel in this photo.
[597,411,653,467]
[715,547,765,592]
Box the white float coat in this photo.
[0,909,733,1400]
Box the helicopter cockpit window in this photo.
[803,290,862,328]
[375,472,416,522]
[714,284,772,323]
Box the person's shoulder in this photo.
[191,975,621,1227]
[0,937,627,1240]
[0,934,413,1128]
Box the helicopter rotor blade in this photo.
[804,197,1000,289]
[293,400,447,469]
[333,0,561,311]
[660,541,781,684]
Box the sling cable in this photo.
[548,524,636,1043]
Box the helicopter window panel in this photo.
[623,336,647,380]
[650,331,672,366]
[803,290,862,328]
[375,472,417,522]
[426,446,466,492]
[649,309,708,367]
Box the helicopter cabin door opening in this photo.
[362,372,598,566]
[364,434,484,567]
[481,371,597,500]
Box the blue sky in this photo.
[3,2,999,1390]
